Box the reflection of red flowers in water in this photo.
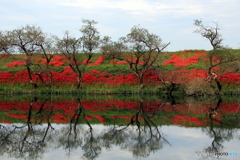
[53,114,68,124]
[90,115,106,123]
[7,113,27,119]
[0,98,239,126]
[2,119,11,124]
[172,115,207,127]
[111,116,128,119]
[85,116,92,121]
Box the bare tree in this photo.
[194,19,240,92]
[194,19,223,50]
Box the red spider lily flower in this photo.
[6,61,26,67]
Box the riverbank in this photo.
[0,85,240,96]
[0,50,239,95]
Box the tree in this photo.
[34,35,57,88]
[101,25,170,89]
[194,19,223,50]
[5,25,58,89]
[8,25,46,88]
[1,25,59,89]
[80,19,100,56]
[193,19,240,92]
[57,19,101,89]
[36,35,57,68]
[57,31,83,89]
[101,36,128,61]
[0,31,12,59]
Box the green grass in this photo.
[85,63,131,75]
[0,84,169,96]
[1,50,239,95]
[186,63,206,70]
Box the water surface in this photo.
[0,95,239,160]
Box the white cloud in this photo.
[57,0,203,16]
[59,0,110,8]
[111,0,153,10]
[1,0,240,51]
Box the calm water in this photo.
[0,95,239,160]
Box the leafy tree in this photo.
[0,31,12,55]
[80,19,100,56]
[34,35,58,88]
[7,25,46,88]
[57,31,83,89]
[0,30,17,62]
[2,25,58,89]
[101,25,170,89]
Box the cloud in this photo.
[1,0,240,51]
[57,0,203,16]
[58,0,110,8]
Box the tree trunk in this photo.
[138,76,145,90]
[36,73,51,89]
[26,65,38,89]
[214,78,222,91]
[207,67,222,92]
[76,75,82,89]
[168,82,175,98]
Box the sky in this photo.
[0,0,240,51]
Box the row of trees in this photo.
[0,19,239,93]
[0,19,170,90]
[0,19,102,89]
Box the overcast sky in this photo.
[1,0,240,51]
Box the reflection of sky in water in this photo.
[1,124,239,160]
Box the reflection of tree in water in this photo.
[0,97,56,160]
[199,97,240,159]
[100,97,170,158]
[1,96,239,160]
[57,98,101,160]
[55,97,169,159]
[0,96,169,160]
[81,129,101,160]
[101,125,168,158]
[130,97,170,158]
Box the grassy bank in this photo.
[0,85,166,95]
[1,85,239,96]
[0,50,239,96]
